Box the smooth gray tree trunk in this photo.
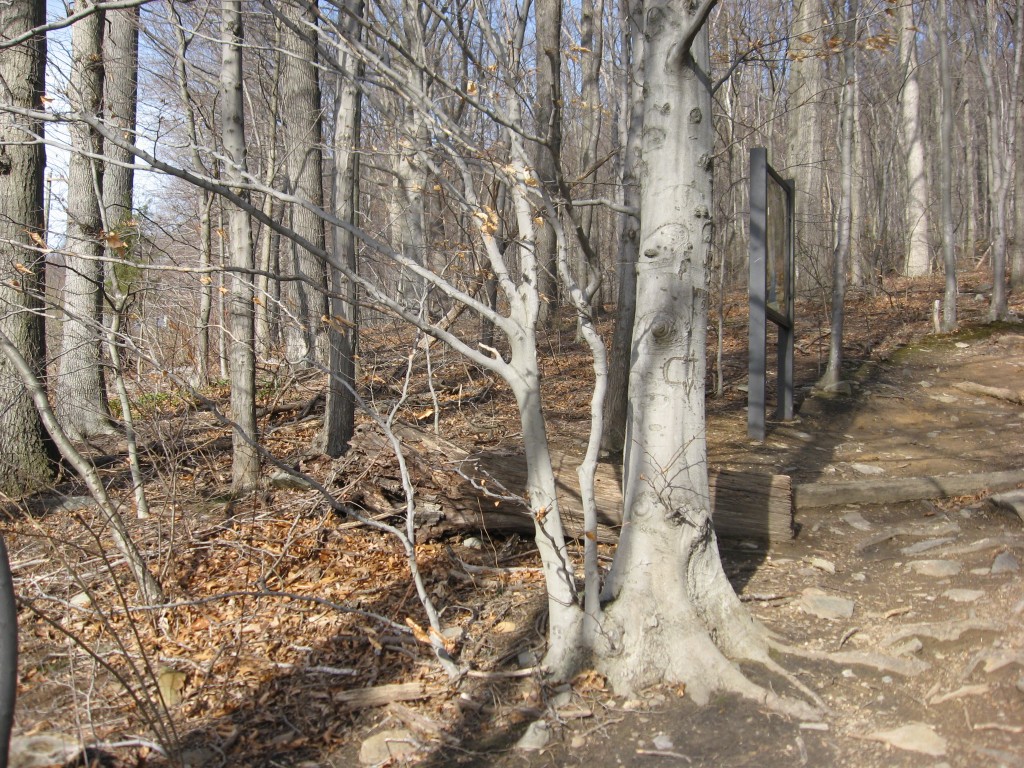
[280,0,328,365]
[899,0,931,277]
[822,0,857,389]
[0,0,56,496]
[594,2,809,715]
[937,0,958,330]
[221,0,260,493]
[787,0,827,290]
[57,0,113,441]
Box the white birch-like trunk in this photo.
[900,0,931,277]
[594,0,789,706]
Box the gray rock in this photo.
[901,538,956,556]
[889,638,924,656]
[8,734,81,768]
[268,470,316,490]
[652,733,674,751]
[516,720,551,751]
[992,551,1020,575]
[850,462,885,475]
[843,511,873,531]
[867,723,946,757]
[907,559,962,578]
[942,589,984,603]
[359,729,417,765]
[799,589,855,620]
[989,490,1024,522]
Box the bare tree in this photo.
[56,0,114,441]
[320,0,364,457]
[967,0,1023,321]
[787,0,827,289]
[220,0,259,492]
[936,0,958,330]
[821,0,857,389]
[279,0,328,366]
[533,0,562,326]
[899,0,931,277]
[600,0,642,455]
[0,0,55,496]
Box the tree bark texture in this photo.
[899,0,931,277]
[0,0,56,496]
[280,0,328,365]
[320,1,364,458]
[787,0,828,290]
[56,0,113,441]
[597,0,778,704]
[601,0,643,455]
[822,1,857,389]
[101,4,138,238]
[221,0,260,493]
[937,0,958,330]
[532,0,563,326]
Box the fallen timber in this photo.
[344,423,795,546]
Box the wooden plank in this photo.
[794,468,1024,509]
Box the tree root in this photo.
[767,638,931,677]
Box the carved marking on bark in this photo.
[663,356,697,383]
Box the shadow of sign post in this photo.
[748,147,796,441]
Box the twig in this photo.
[636,748,692,762]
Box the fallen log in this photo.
[345,423,794,545]
[794,468,1024,509]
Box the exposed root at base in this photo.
[768,639,931,678]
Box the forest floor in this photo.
[5,268,1024,768]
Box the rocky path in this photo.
[475,327,1024,768]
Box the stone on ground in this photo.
[907,559,962,578]
[359,729,417,765]
[867,723,947,756]
[991,551,1020,574]
[799,588,855,620]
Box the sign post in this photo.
[748,148,795,441]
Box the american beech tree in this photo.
[8,0,1024,723]
[56,0,114,441]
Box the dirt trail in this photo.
[476,326,1024,768]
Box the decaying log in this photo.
[344,422,794,545]
[795,468,1024,509]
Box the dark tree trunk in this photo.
[0,0,57,495]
